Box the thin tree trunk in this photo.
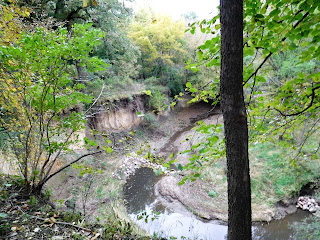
[220,0,252,239]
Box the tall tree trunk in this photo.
[220,1,252,239]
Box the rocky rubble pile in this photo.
[112,154,166,179]
[296,196,320,213]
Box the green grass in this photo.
[250,142,320,204]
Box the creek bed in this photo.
[124,167,311,240]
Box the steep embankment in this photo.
[87,97,145,132]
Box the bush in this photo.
[148,90,168,112]
[168,79,184,96]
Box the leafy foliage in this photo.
[0,23,107,193]
[0,2,31,45]
[185,0,320,173]
[128,10,189,97]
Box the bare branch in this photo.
[40,150,103,186]
[41,130,75,181]
[85,83,105,115]
[293,119,320,161]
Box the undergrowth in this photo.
[0,174,164,240]
[250,142,320,205]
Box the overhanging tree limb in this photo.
[275,85,320,117]
[243,11,310,86]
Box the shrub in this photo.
[148,90,168,112]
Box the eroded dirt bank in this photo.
[45,97,309,225]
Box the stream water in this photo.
[123,103,311,239]
[123,167,310,240]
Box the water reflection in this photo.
[124,167,310,240]
[129,202,227,240]
[123,167,163,213]
[252,210,309,240]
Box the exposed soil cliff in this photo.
[87,97,145,132]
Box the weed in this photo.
[0,219,10,236]
[44,188,52,200]
[72,232,87,240]
[109,189,118,200]
[142,113,159,131]
[143,113,157,125]
[96,186,105,199]
[29,196,38,206]
[250,142,320,203]
[208,190,217,198]
[148,90,168,112]
[64,210,82,223]
[103,219,134,239]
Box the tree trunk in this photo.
[220,1,252,239]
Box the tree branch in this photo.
[275,85,320,117]
[84,83,105,116]
[40,150,103,186]
[243,11,310,86]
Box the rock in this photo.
[313,210,320,218]
[309,206,317,213]
[297,196,319,213]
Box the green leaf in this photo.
[255,14,264,18]
[106,147,113,153]
[262,49,270,55]
[190,88,198,93]
[177,164,184,171]
[142,90,152,96]
[197,50,203,58]
[298,73,304,79]
[208,191,217,198]
[208,135,219,143]
[178,179,185,185]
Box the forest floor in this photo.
[0,175,155,240]
[0,175,98,239]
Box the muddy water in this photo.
[123,167,310,240]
